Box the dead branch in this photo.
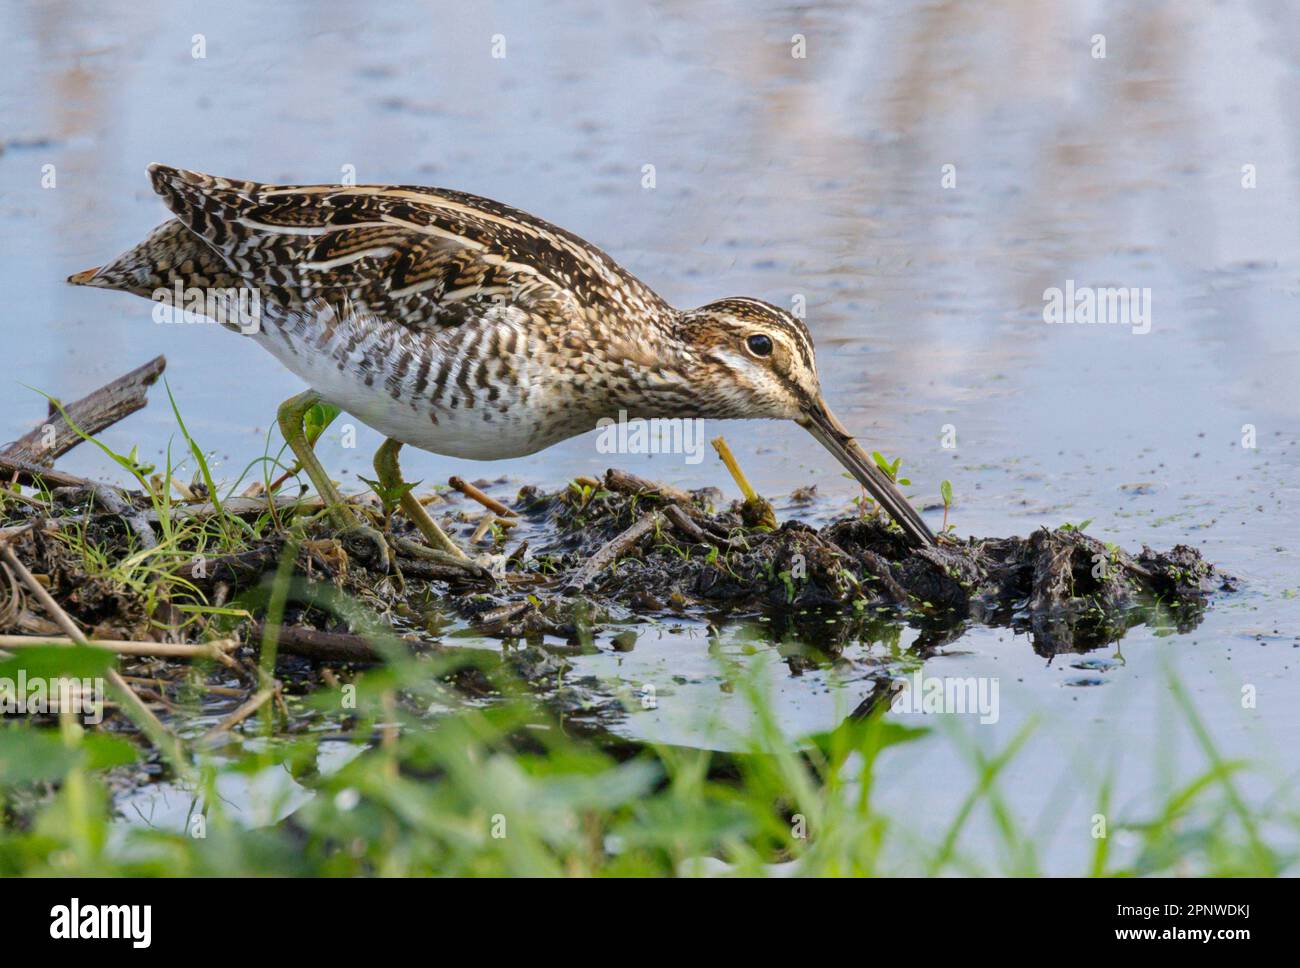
[564,509,663,592]
[0,455,97,490]
[1,355,166,464]
[602,468,693,504]
[254,622,387,664]
[0,634,236,659]
[200,682,279,744]
[448,475,517,516]
[663,503,736,549]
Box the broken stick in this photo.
[1,355,166,465]
[564,509,662,593]
[0,634,236,659]
[449,476,517,517]
[0,455,96,490]
[602,468,693,505]
[200,682,279,745]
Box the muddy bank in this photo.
[0,466,1233,668]
[0,437,1240,793]
[503,469,1231,654]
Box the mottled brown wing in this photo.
[145,164,670,333]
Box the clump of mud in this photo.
[0,468,1233,679]
[498,469,1232,656]
[0,464,1237,763]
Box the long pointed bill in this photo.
[800,397,936,547]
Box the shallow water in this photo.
[3,0,1298,871]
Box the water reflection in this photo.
[4,0,1297,868]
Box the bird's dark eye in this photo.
[746,334,773,357]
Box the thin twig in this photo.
[0,634,235,658]
[471,512,496,544]
[448,476,517,517]
[200,683,278,744]
[663,503,735,549]
[170,476,197,501]
[563,510,662,593]
[121,675,245,698]
[0,545,186,766]
[146,494,325,521]
[0,519,64,543]
[392,536,491,578]
[0,455,96,490]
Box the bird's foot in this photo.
[338,524,391,572]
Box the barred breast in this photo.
[254,299,605,459]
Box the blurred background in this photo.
[2,0,1298,870]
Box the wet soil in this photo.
[0,467,1233,712]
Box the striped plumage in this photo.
[70,165,935,546]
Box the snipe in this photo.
[70,165,935,555]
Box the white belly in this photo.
[251,310,593,460]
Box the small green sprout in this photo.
[360,474,418,527]
[871,451,911,486]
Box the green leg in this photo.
[374,438,468,560]
[277,391,388,569]
[277,391,354,528]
